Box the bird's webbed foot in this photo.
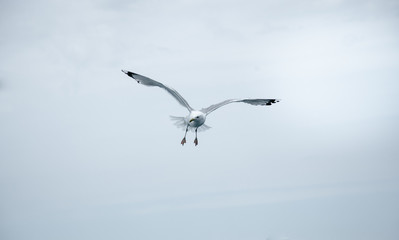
[194,138,198,146]
[181,137,186,146]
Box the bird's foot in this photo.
[194,138,198,146]
[181,137,186,146]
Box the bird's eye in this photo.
[196,116,199,118]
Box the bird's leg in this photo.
[181,125,189,146]
[194,128,198,146]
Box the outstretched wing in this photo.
[201,98,280,115]
[122,70,193,112]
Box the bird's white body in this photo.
[121,70,280,146]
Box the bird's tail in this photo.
[170,116,187,131]
[170,116,211,132]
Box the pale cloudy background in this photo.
[1,0,398,239]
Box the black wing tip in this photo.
[266,99,281,106]
[121,69,135,78]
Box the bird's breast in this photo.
[188,118,205,128]
[189,121,203,128]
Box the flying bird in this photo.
[122,70,280,146]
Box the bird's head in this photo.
[188,111,206,126]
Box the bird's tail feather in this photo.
[197,123,211,132]
[170,116,211,132]
[170,116,187,131]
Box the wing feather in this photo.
[201,98,280,115]
[122,70,193,112]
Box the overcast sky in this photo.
[1,0,399,240]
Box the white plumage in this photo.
[122,70,280,146]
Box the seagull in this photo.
[121,70,280,146]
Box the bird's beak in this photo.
[189,118,194,122]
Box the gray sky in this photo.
[1,0,399,239]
